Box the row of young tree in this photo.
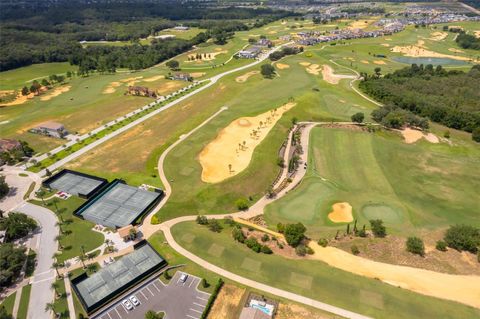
[359,64,480,138]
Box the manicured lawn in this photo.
[0,62,77,90]
[30,196,104,263]
[16,284,32,319]
[172,220,480,319]
[265,127,480,236]
[0,291,16,316]
[52,279,69,319]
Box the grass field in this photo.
[264,127,480,237]
[0,291,16,316]
[0,63,77,90]
[16,284,32,319]
[30,196,104,263]
[53,279,69,318]
[172,220,480,319]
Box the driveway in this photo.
[15,202,58,319]
[92,272,210,319]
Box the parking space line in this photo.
[147,286,154,296]
[151,282,161,292]
[193,302,206,308]
[114,307,122,318]
[186,315,200,319]
[196,296,208,301]
[188,278,196,288]
[140,290,148,300]
[190,308,202,314]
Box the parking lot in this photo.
[92,272,210,319]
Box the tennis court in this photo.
[74,180,162,228]
[72,241,167,314]
[43,169,108,198]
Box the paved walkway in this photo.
[12,286,23,318]
[15,203,58,319]
[64,276,76,318]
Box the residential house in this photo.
[30,121,68,138]
[172,73,193,82]
[237,46,262,59]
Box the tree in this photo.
[444,225,480,253]
[21,86,29,96]
[35,188,46,206]
[472,127,480,143]
[51,282,60,298]
[207,219,223,233]
[406,237,425,256]
[45,303,56,316]
[52,261,63,279]
[0,212,37,242]
[318,238,328,247]
[284,223,306,247]
[166,60,179,70]
[145,310,163,319]
[261,245,273,254]
[232,227,246,243]
[374,67,381,77]
[260,64,275,78]
[0,243,27,288]
[41,79,50,87]
[235,198,249,211]
[196,215,208,225]
[0,306,13,319]
[369,219,386,238]
[351,112,365,123]
[0,176,9,200]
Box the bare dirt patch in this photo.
[143,75,164,82]
[235,71,260,83]
[308,241,480,308]
[275,63,290,70]
[199,102,296,183]
[186,50,227,62]
[40,85,71,101]
[321,65,356,84]
[328,202,353,223]
[391,43,477,62]
[276,304,334,319]
[429,31,448,41]
[208,284,245,319]
[401,128,439,144]
[475,31,480,38]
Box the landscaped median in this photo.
[27,81,208,173]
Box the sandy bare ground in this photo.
[299,62,311,66]
[475,31,480,38]
[391,43,477,62]
[190,72,206,78]
[308,242,480,308]
[143,75,165,82]
[361,60,370,64]
[373,60,386,65]
[277,304,334,319]
[208,284,245,319]
[322,65,356,84]
[235,71,260,83]
[348,19,375,30]
[103,81,121,94]
[186,50,227,62]
[448,48,464,53]
[428,31,448,41]
[40,85,71,101]
[328,202,353,223]
[300,63,321,75]
[401,128,439,144]
[381,43,390,47]
[276,63,290,70]
[199,102,296,183]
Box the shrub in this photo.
[261,234,270,242]
[295,244,307,256]
[436,240,447,252]
[351,112,365,123]
[200,278,224,319]
[224,217,235,226]
[207,219,223,233]
[245,237,262,253]
[232,227,246,243]
[305,245,314,255]
[196,215,208,225]
[284,223,307,247]
[277,223,285,233]
[151,215,160,225]
[444,225,480,253]
[406,237,425,256]
[261,245,273,254]
[370,219,386,238]
[317,238,328,247]
[351,245,360,255]
[357,227,367,238]
[235,198,249,211]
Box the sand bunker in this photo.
[190,72,206,78]
[361,60,370,64]
[373,60,386,65]
[328,202,353,223]
[235,71,260,83]
[299,62,311,67]
[308,242,480,308]
[348,20,374,30]
[143,75,164,82]
[103,81,122,94]
[199,103,296,183]
[0,91,34,106]
[381,43,390,47]
[40,85,71,101]
[305,64,321,75]
[322,65,356,84]
[391,44,476,62]
[475,31,480,38]
[401,128,439,144]
[187,50,227,62]
[276,63,290,70]
[429,31,448,41]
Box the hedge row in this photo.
[200,278,224,319]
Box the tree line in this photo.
[455,33,480,51]
[359,64,480,137]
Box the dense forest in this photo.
[359,64,480,135]
[456,33,480,50]
[0,1,295,71]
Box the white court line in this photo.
[193,302,206,308]
[190,308,202,314]
[186,315,200,319]
[140,290,148,300]
[196,296,208,301]
[151,282,161,292]
[147,286,154,296]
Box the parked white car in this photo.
[129,295,140,307]
[122,299,133,311]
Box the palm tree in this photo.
[36,189,46,206]
[104,239,111,252]
[56,221,64,234]
[80,245,86,256]
[87,263,97,274]
[79,255,87,269]
[45,302,56,316]
[52,261,63,279]
[51,282,60,298]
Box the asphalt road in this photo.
[15,203,59,319]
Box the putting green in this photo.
[361,204,403,224]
